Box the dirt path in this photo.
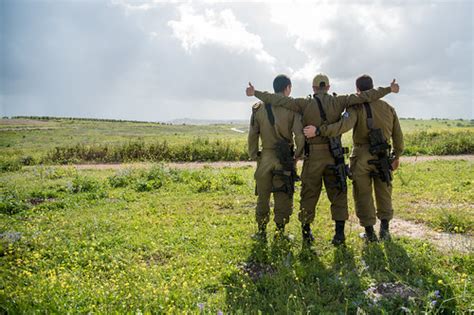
[69,154,473,170]
[347,217,473,254]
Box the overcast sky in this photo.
[1,0,473,121]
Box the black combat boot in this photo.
[362,226,378,243]
[331,220,346,246]
[302,224,315,244]
[252,224,267,241]
[379,219,391,241]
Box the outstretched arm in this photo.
[304,107,358,138]
[246,82,306,113]
[333,79,400,113]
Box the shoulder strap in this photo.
[363,102,375,129]
[314,95,328,123]
[265,103,289,142]
[265,103,275,126]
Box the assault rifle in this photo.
[327,137,351,192]
[272,139,299,197]
[313,96,350,192]
[368,128,395,185]
[364,103,395,186]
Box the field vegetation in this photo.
[0,117,472,167]
[0,159,472,313]
[0,116,472,313]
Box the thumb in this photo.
[391,78,396,84]
[249,82,254,88]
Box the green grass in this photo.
[0,161,472,313]
[393,160,473,234]
[0,118,473,166]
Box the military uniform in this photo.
[318,99,404,227]
[248,100,305,228]
[253,86,392,227]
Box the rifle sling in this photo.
[363,102,375,130]
[314,95,328,124]
[264,103,290,143]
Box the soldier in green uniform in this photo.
[247,74,399,245]
[247,75,305,240]
[304,75,403,241]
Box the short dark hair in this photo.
[356,75,374,92]
[273,74,291,93]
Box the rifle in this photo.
[264,104,300,198]
[327,137,351,192]
[364,103,395,186]
[314,96,350,192]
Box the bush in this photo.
[108,169,136,188]
[68,176,102,194]
[404,130,473,155]
[0,159,22,173]
[45,138,249,164]
[0,192,29,215]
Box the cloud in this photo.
[1,0,472,121]
[168,5,276,65]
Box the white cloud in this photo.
[167,5,276,64]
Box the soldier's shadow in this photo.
[223,239,338,313]
[361,239,456,312]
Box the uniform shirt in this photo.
[254,87,391,145]
[248,100,305,160]
[319,99,404,157]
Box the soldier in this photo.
[247,74,305,241]
[304,75,403,241]
[247,74,399,245]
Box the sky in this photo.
[1,0,473,121]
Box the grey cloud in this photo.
[1,0,472,121]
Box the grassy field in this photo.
[0,117,473,167]
[1,160,472,313]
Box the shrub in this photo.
[0,192,29,215]
[108,169,136,188]
[0,159,22,173]
[68,176,102,193]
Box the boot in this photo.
[251,224,267,241]
[331,220,346,246]
[379,219,391,241]
[360,226,378,243]
[302,224,315,244]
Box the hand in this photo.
[390,79,400,93]
[303,125,317,138]
[246,82,255,97]
[391,158,400,171]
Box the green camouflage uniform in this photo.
[319,99,404,226]
[248,99,305,226]
[253,87,392,225]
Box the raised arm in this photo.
[333,79,400,113]
[246,82,306,113]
